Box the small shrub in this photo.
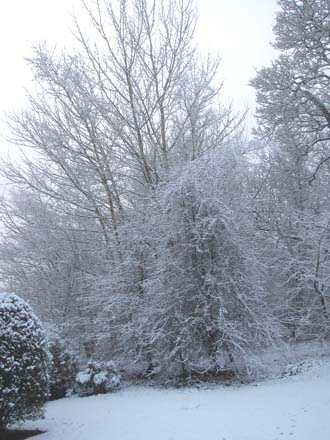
[48,338,78,400]
[75,361,121,396]
[281,360,313,378]
[0,293,49,430]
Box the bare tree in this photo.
[0,0,250,369]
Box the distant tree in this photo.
[250,136,330,339]
[251,0,330,179]
[0,293,49,430]
[0,187,106,358]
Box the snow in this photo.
[24,360,330,440]
[93,372,108,385]
[75,371,91,385]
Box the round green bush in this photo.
[0,293,49,430]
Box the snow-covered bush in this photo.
[49,338,78,400]
[75,361,121,396]
[281,360,313,378]
[0,292,49,430]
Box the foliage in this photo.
[0,293,49,430]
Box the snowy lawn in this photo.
[24,361,330,440]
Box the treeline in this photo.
[0,0,329,381]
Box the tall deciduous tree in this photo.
[1,0,291,381]
[0,0,243,361]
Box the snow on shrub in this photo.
[0,292,49,430]
[281,360,313,378]
[49,337,78,400]
[75,361,121,396]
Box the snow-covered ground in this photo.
[25,360,330,440]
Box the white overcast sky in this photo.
[0,0,278,156]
